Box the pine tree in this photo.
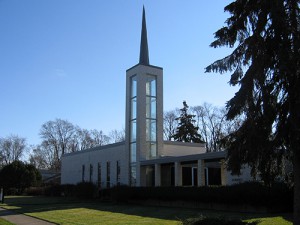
[172,101,204,143]
[205,0,299,223]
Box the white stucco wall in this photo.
[61,142,129,187]
[225,165,254,185]
[162,141,206,157]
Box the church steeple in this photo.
[126,6,163,186]
[139,6,149,65]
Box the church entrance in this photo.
[205,167,221,186]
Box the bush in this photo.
[75,182,97,199]
[24,187,44,196]
[7,188,19,195]
[0,161,42,194]
[44,185,62,197]
[104,182,292,212]
[61,184,76,197]
[182,216,258,225]
[43,182,97,199]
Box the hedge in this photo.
[102,182,292,212]
[181,216,258,225]
[44,182,97,199]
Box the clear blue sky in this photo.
[0,0,236,146]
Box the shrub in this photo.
[181,216,258,225]
[7,188,19,195]
[0,161,42,194]
[61,184,76,197]
[25,187,44,196]
[44,185,62,197]
[105,182,292,212]
[75,182,97,199]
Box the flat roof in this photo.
[62,141,125,157]
[140,150,226,165]
[163,140,205,147]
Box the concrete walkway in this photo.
[0,208,56,225]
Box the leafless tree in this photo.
[90,129,110,146]
[67,128,111,152]
[0,134,27,166]
[191,103,226,152]
[163,109,179,141]
[28,145,49,169]
[70,128,94,152]
[39,119,76,170]
[30,118,115,170]
[191,105,209,147]
[109,129,125,143]
[191,103,243,152]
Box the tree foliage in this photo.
[0,161,41,194]
[164,103,243,151]
[205,0,299,222]
[172,101,204,143]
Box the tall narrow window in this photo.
[130,164,137,186]
[97,163,101,188]
[106,161,110,188]
[130,75,137,163]
[82,165,85,182]
[89,164,93,182]
[116,161,121,186]
[130,75,137,185]
[146,75,157,159]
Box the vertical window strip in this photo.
[89,164,93,182]
[130,75,138,187]
[106,161,110,188]
[97,163,101,188]
[82,165,85,182]
[117,161,121,185]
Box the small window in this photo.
[82,165,85,182]
[146,75,156,96]
[116,161,121,186]
[130,143,137,163]
[89,164,93,182]
[131,75,137,97]
[97,163,101,188]
[106,161,110,188]
[130,164,137,186]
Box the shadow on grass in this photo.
[0,196,293,224]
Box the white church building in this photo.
[61,8,252,188]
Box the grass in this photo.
[0,218,16,225]
[0,196,293,225]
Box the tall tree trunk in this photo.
[291,87,300,224]
[294,152,300,225]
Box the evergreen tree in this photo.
[0,161,42,194]
[172,101,204,143]
[205,0,299,223]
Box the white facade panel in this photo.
[162,141,206,157]
[61,142,129,187]
[225,166,254,185]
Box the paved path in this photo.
[0,207,56,225]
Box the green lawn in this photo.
[0,218,15,225]
[0,196,293,225]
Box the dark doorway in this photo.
[171,166,175,186]
[192,167,198,186]
[206,167,221,185]
[145,166,155,186]
[182,167,192,186]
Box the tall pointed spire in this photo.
[139,6,149,65]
